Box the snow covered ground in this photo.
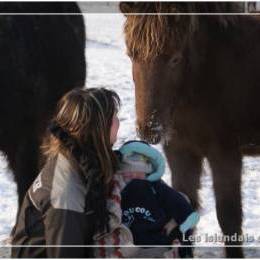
[1,13,260,258]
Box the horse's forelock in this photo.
[122,2,239,62]
[123,15,172,61]
[122,1,200,62]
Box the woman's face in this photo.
[110,113,120,145]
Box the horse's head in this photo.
[120,3,195,144]
[120,2,239,144]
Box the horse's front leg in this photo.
[163,140,202,210]
[207,143,243,258]
[7,135,40,207]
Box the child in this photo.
[118,140,200,257]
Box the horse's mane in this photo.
[121,2,240,61]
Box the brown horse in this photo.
[120,2,260,257]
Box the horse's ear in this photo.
[119,2,136,15]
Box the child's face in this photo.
[110,113,120,145]
[122,172,146,183]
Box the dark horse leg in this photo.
[207,142,243,258]
[163,140,202,211]
[5,134,40,207]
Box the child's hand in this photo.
[168,226,183,242]
[164,218,178,235]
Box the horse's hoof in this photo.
[226,247,244,258]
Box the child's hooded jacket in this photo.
[118,141,199,246]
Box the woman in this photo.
[11,87,121,258]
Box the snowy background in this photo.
[1,13,260,258]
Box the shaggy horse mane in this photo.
[120,2,240,61]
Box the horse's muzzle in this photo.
[136,123,162,144]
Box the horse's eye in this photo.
[169,53,182,68]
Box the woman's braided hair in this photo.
[42,87,120,233]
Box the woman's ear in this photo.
[119,2,136,15]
